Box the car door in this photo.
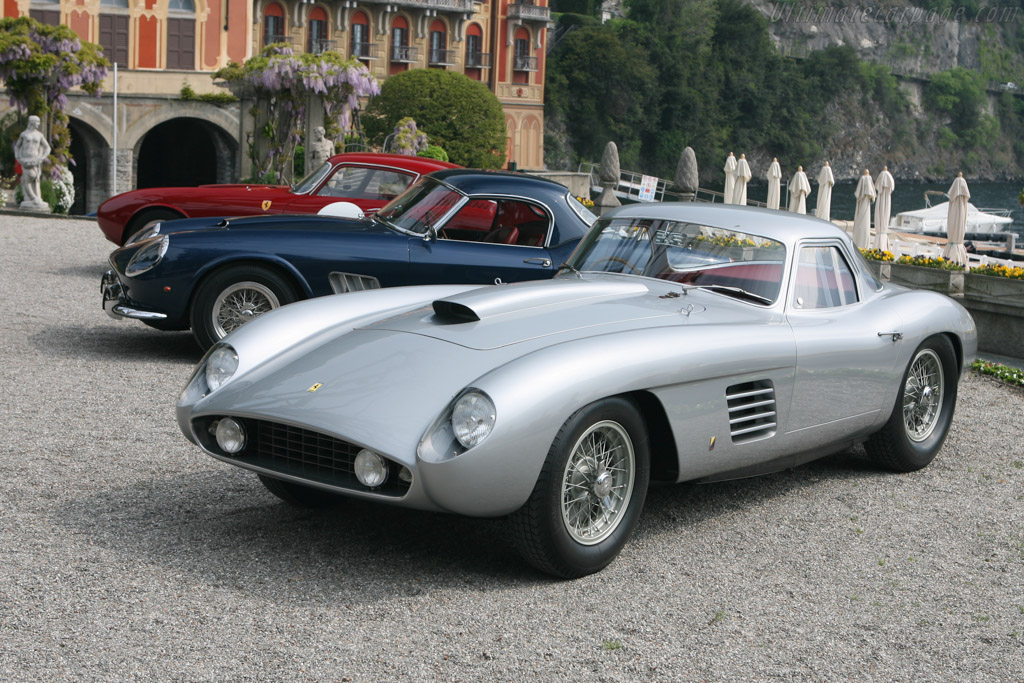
[407,196,557,284]
[283,164,418,214]
[785,241,904,441]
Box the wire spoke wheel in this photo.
[559,420,635,545]
[213,282,281,338]
[902,348,944,442]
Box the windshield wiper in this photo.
[557,262,583,278]
[683,284,773,305]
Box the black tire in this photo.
[865,335,958,472]
[123,208,183,244]
[189,264,299,350]
[510,397,650,578]
[257,474,345,508]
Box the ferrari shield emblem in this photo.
[307,383,322,393]
[709,436,716,451]
[262,199,272,211]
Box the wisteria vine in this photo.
[215,45,380,183]
[391,117,429,156]
[0,17,108,180]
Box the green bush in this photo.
[418,145,449,162]
[14,178,61,213]
[293,144,305,178]
[363,70,507,168]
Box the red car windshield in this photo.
[376,178,465,234]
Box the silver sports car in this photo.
[177,203,977,578]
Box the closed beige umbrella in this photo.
[723,152,737,204]
[942,173,970,265]
[853,169,876,248]
[788,166,810,214]
[732,154,752,206]
[815,162,835,221]
[874,166,895,251]
[766,158,782,210]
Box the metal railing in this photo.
[465,51,492,68]
[391,45,418,63]
[578,161,769,208]
[351,42,379,60]
[513,55,538,71]
[309,39,336,55]
[429,48,456,66]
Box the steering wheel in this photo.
[591,256,642,274]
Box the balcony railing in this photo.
[513,55,538,71]
[309,39,336,55]
[507,1,550,21]
[351,42,379,60]
[360,0,474,10]
[391,45,418,63]
[465,51,492,68]
[428,48,456,66]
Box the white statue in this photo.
[307,126,334,171]
[15,116,52,212]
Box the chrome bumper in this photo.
[101,270,167,321]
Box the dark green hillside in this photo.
[544,0,1024,181]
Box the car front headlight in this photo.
[205,345,238,392]
[451,390,496,450]
[125,234,169,277]
[125,223,162,246]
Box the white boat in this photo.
[891,190,1014,235]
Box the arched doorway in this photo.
[67,117,110,215]
[136,118,221,188]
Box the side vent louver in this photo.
[726,380,777,443]
[329,272,381,294]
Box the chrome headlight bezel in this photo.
[125,234,169,277]
[205,345,239,393]
[450,390,496,450]
[125,222,162,246]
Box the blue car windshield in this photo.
[570,217,787,304]
[375,178,465,234]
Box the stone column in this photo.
[595,141,621,216]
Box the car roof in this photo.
[600,202,851,246]
[427,169,572,199]
[325,152,460,173]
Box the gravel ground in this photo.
[1,213,1022,681]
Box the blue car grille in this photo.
[202,417,411,497]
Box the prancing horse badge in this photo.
[262,200,272,211]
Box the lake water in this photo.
[778,180,1024,238]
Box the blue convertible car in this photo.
[101,170,596,349]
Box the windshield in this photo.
[375,177,465,234]
[292,161,333,194]
[569,217,787,304]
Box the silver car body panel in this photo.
[177,204,978,517]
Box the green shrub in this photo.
[363,70,506,168]
[418,145,449,162]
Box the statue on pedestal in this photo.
[14,116,52,212]
[307,126,334,172]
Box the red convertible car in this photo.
[96,152,458,245]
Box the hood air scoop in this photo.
[430,279,651,324]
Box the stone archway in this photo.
[67,117,110,215]
[134,117,237,188]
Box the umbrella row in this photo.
[722,154,972,265]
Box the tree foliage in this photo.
[363,69,507,168]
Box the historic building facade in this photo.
[2,0,548,213]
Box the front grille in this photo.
[726,380,777,443]
[201,417,410,497]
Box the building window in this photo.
[264,2,285,48]
[98,13,129,66]
[465,26,489,72]
[428,20,452,66]
[514,35,536,71]
[391,24,411,62]
[166,18,195,69]
[350,12,373,59]
[308,7,329,54]
[99,0,128,7]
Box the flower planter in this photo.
[964,272,1024,304]
[889,263,964,295]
